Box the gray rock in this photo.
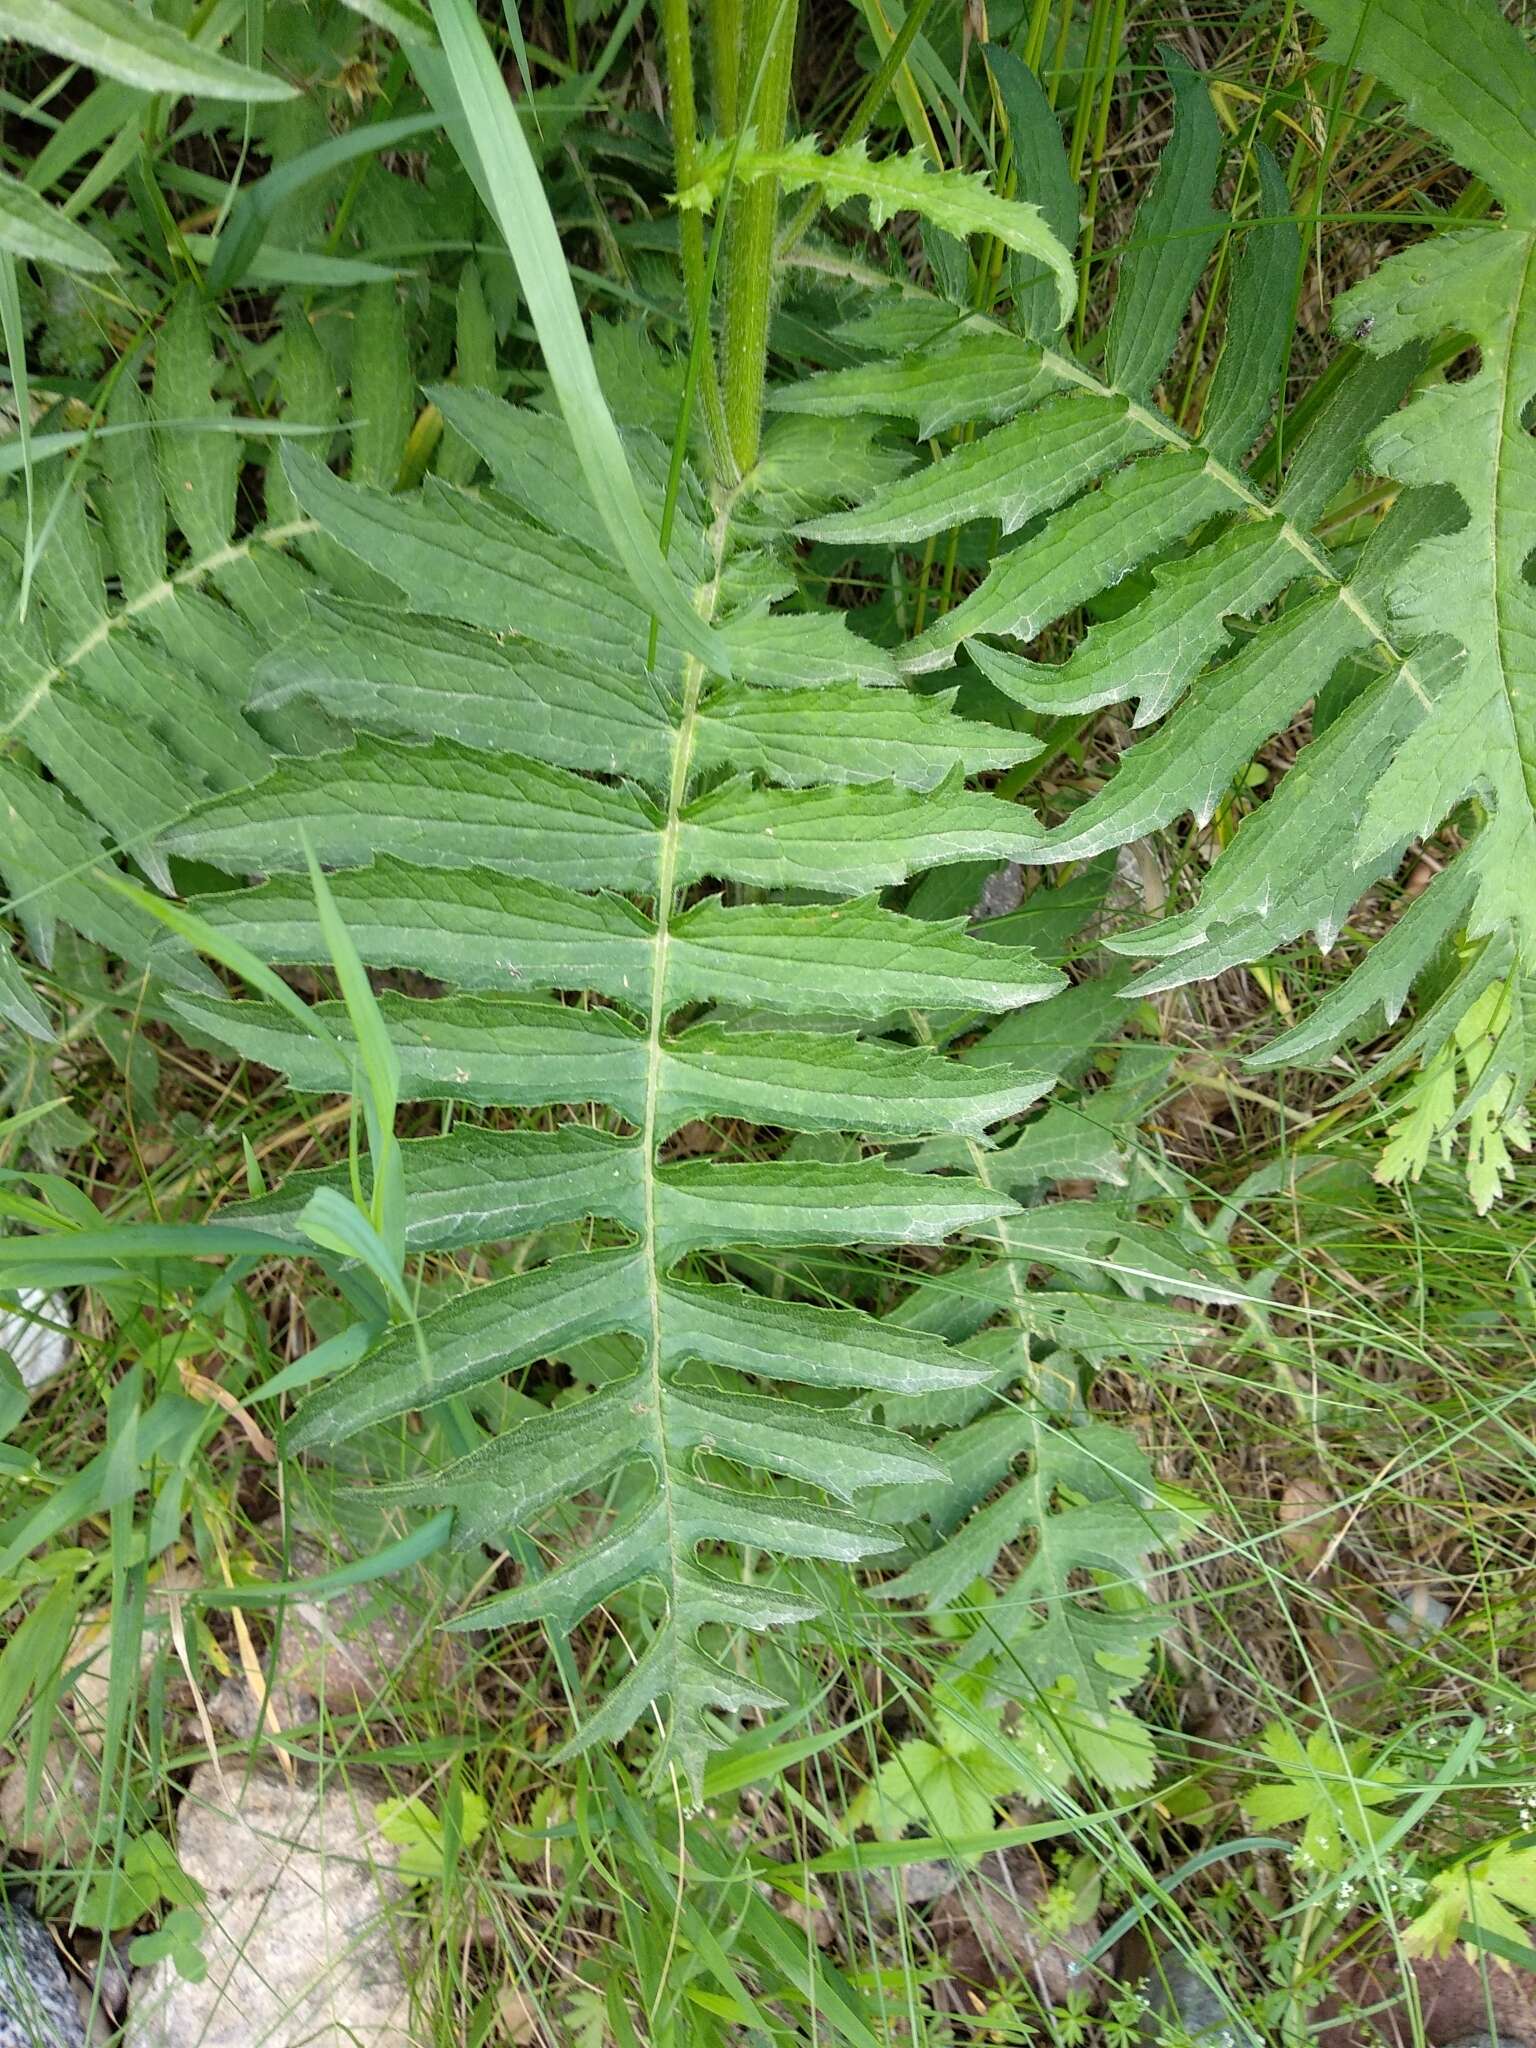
[125,1764,418,2048]
[0,1292,70,1393]
[0,1896,86,2048]
[207,1524,470,1739]
[972,865,1026,920]
[1136,1950,1260,2046]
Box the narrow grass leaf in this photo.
[426,0,726,672]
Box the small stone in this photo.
[0,1290,71,1392]
[209,1526,468,1724]
[1134,1949,1260,2046]
[124,1763,418,2048]
[973,864,1026,921]
[0,1895,86,2048]
[0,1741,103,1861]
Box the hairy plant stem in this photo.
[658,0,732,480]
[707,0,742,131]
[720,0,799,477]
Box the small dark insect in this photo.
[1353,316,1376,341]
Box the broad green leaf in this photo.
[1240,1725,1404,1873]
[253,599,676,786]
[904,454,1234,670]
[288,1249,649,1446]
[237,1126,645,1253]
[0,0,296,98]
[966,521,1297,725]
[279,451,666,668]
[0,935,50,1039]
[16,6,1519,1797]
[154,291,239,559]
[677,774,1046,891]
[1040,593,1371,858]
[169,994,1050,1138]
[1304,0,1536,220]
[425,385,687,568]
[772,330,1065,438]
[1110,643,1458,985]
[650,1159,1017,1260]
[798,392,1159,545]
[659,1281,993,1395]
[1403,1842,1536,1963]
[190,863,659,1005]
[349,282,415,492]
[0,169,115,272]
[163,741,661,894]
[189,869,1059,1017]
[1199,146,1298,463]
[698,683,1038,791]
[1102,48,1223,402]
[985,46,1079,341]
[663,898,1061,1014]
[0,763,208,990]
[95,376,167,601]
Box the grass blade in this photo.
[425,0,727,675]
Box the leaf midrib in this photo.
[0,516,320,742]
[635,503,732,1734]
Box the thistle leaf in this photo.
[677,133,1077,326]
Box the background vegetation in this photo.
[1,0,1533,2044]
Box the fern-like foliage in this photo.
[0,292,324,1029]
[858,890,1233,1788]
[169,406,1085,1789]
[7,0,1524,1797]
[16,306,1108,1788]
[791,13,1536,1204]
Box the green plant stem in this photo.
[720,0,799,477]
[708,0,742,131]
[658,0,731,480]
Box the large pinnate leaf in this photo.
[153,358,1063,1793]
[1241,0,1536,1200]
[807,12,1534,1197]
[11,2,1520,1801]
[0,244,1076,1793]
